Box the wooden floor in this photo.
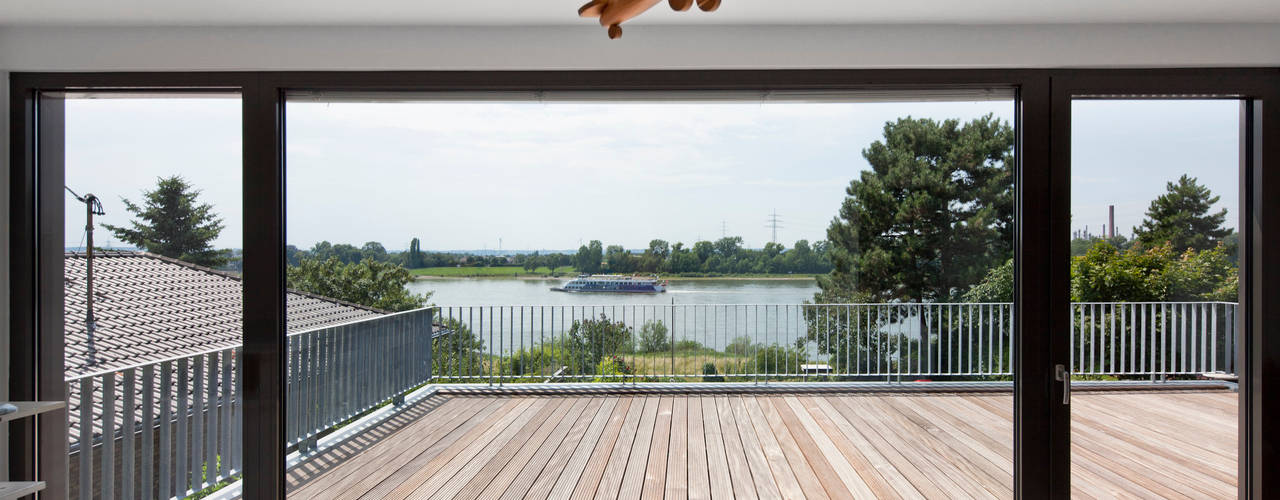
[285,390,1237,499]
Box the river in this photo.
[405,277,820,306]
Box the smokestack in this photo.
[1108,205,1115,238]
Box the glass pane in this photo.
[1069,99,1239,498]
[62,95,244,499]
[284,93,1017,498]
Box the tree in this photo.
[605,245,636,273]
[562,315,634,374]
[103,175,229,267]
[714,236,743,259]
[1133,175,1231,252]
[286,257,430,312]
[965,241,1238,304]
[406,238,426,268]
[523,251,541,272]
[361,241,388,262]
[636,321,671,353]
[576,240,603,274]
[817,114,1014,304]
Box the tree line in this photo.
[283,235,833,276]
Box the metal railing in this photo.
[64,307,436,500]
[433,301,1237,383]
[63,301,1236,499]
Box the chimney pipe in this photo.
[1108,205,1115,238]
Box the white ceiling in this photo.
[3,0,1280,26]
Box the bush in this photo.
[594,355,635,382]
[637,321,671,353]
[724,336,758,356]
[674,340,707,353]
[563,314,634,374]
[432,318,485,379]
[746,345,808,374]
[701,362,723,382]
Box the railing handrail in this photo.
[64,306,440,383]
[436,301,1236,307]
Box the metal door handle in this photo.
[1055,364,1070,405]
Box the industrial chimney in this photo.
[1108,205,1116,238]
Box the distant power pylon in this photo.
[721,220,727,238]
[765,210,784,244]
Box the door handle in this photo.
[1055,364,1070,405]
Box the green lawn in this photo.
[410,266,576,277]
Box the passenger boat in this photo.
[550,274,667,293]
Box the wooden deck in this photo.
[285,390,1237,499]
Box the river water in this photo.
[405,277,820,306]
[405,277,823,354]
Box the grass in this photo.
[409,266,576,277]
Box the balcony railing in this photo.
[435,301,1236,383]
[63,301,1235,499]
[64,307,437,500]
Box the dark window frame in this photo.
[8,68,1278,500]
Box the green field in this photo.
[410,266,576,277]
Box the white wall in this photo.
[1,23,1279,72]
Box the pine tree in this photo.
[817,114,1015,304]
[1133,175,1230,252]
[103,175,228,267]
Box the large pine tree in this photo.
[1133,174,1230,252]
[817,114,1015,304]
[103,175,229,267]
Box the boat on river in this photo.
[550,274,667,293]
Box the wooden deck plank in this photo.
[593,396,650,499]
[741,396,812,500]
[619,397,661,500]
[287,390,1235,500]
[568,397,636,500]
[798,396,898,499]
[687,395,712,500]
[716,397,759,500]
[782,397,877,499]
[727,397,782,500]
[503,398,605,500]
[641,398,674,500]
[537,397,622,500]
[843,395,996,499]
[752,396,829,500]
[887,396,1012,498]
[356,398,517,499]
[825,396,948,499]
[767,397,855,500]
[482,397,593,500]
[664,397,689,500]
[383,397,543,500]
[369,397,535,500]
[701,397,736,500]
[423,397,564,500]
[288,396,484,499]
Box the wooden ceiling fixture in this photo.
[579,0,722,39]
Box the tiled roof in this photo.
[64,251,384,377]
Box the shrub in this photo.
[637,321,671,353]
[432,318,485,379]
[594,355,636,382]
[724,336,758,356]
[702,362,723,382]
[563,314,634,374]
[746,345,808,374]
[674,340,707,353]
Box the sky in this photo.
[64,97,1239,252]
